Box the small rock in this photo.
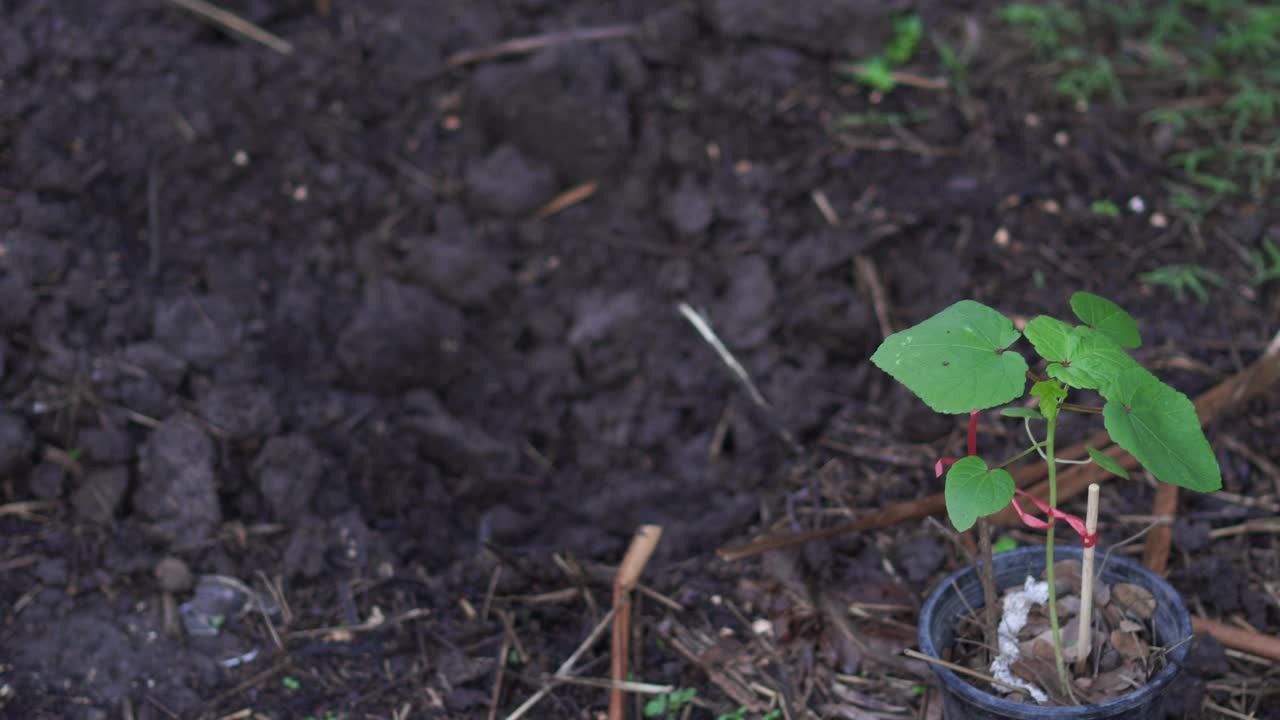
[568,290,643,346]
[71,466,130,524]
[405,233,510,307]
[153,295,243,369]
[27,462,66,500]
[34,558,69,586]
[470,53,631,182]
[893,535,946,583]
[154,557,194,593]
[1182,632,1230,675]
[638,4,701,63]
[0,411,34,475]
[665,173,713,237]
[119,342,188,389]
[402,390,513,474]
[714,255,776,349]
[251,434,325,521]
[1172,518,1211,553]
[479,504,539,544]
[133,415,221,545]
[77,426,136,464]
[199,382,278,440]
[336,280,465,391]
[465,144,556,217]
[0,275,36,332]
[283,516,328,579]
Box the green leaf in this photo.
[1087,447,1130,479]
[1025,316,1136,391]
[1101,367,1222,492]
[1031,379,1067,420]
[854,57,897,92]
[1070,292,1141,348]
[870,300,1028,414]
[992,536,1019,553]
[1024,315,1076,361]
[945,456,1016,532]
[1049,328,1137,392]
[1000,407,1044,419]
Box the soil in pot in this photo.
[919,546,1192,719]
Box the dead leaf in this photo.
[1056,593,1081,618]
[1112,583,1156,620]
[1092,582,1110,606]
[1109,629,1149,660]
[1050,559,1082,593]
[1117,618,1144,633]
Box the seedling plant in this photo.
[871,292,1221,700]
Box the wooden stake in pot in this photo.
[1074,484,1101,674]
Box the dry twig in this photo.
[447,25,637,67]
[611,525,663,720]
[160,0,293,55]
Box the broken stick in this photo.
[611,525,663,720]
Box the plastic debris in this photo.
[991,576,1050,703]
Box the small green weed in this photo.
[717,708,781,720]
[1138,264,1226,303]
[1248,238,1280,286]
[999,0,1280,212]
[839,14,925,93]
[1088,199,1121,218]
[282,676,302,691]
[645,688,697,719]
[992,536,1019,553]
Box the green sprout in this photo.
[871,292,1221,698]
[718,708,780,720]
[1088,199,1121,218]
[840,14,924,93]
[1248,238,1280,286]
[645,688,696,719]
[991,536,1019,554]
[1138,264,1225,303]
[282,676,302,691]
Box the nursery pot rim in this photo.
[918,545,1192,717]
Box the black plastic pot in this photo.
[918,546,1191,719]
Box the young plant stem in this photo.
[1044,413,1072,696]
[976,517,999,665]
[992,441,1048,470]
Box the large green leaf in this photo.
[1102,367,1222,492]
[1070,291,1141,348]
[870,300,1028,414]
[1024,316,1136,391]
[945,456,1016,532]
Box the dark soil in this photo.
[2,1,1277,719]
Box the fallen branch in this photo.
[1141,483,1179,575]
[718,339,1280,562]
[1192,616,1280,662]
